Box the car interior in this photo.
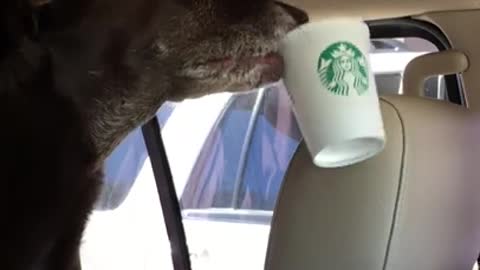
[80,0,480,270]
[265,1,480,269]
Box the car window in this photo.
[180,86,300,214]
[95,102,176,210]
[80,35,459,270]
[374,73,403,95]
[181,91,258,209]
[80,103,177,270]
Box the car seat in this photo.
[264,51,480,269]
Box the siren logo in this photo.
[318,42,369,96]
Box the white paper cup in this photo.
[279,18,386,168]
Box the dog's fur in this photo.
[2,0,307,269]
[2,2,101,270]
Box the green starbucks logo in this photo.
[318,42,369,96]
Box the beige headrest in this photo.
[403,50,468,97]
[265,96,480,270]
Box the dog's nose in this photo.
[275,1,309,25]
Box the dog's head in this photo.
[33,0,307,156]
[3,2,308,270]
[40,0,307,97]
[150,0,309,100]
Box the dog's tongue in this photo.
[209,52,283,68]
[207,52,285,85]
[255,52,284,66]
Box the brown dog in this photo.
[43,0,307,161]
[2,0,307,269]
[2,3,101,270]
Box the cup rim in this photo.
[313,136,386,168]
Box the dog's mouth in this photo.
[185,51,285,88]
[253,52,285,86]
[205,52,283,68]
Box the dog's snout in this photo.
[275,1,309,25]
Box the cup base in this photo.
[313,137,385,168]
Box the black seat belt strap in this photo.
[142,117,191,270]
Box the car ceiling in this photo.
[281,0,480,20]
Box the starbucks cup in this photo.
[279,18,386,168]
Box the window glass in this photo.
[180,91,258,209]
[180,87,301,214]
[80,103,176,270]
[369,37,447,99]
[235,87,301,211]
[374,73,402,95]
